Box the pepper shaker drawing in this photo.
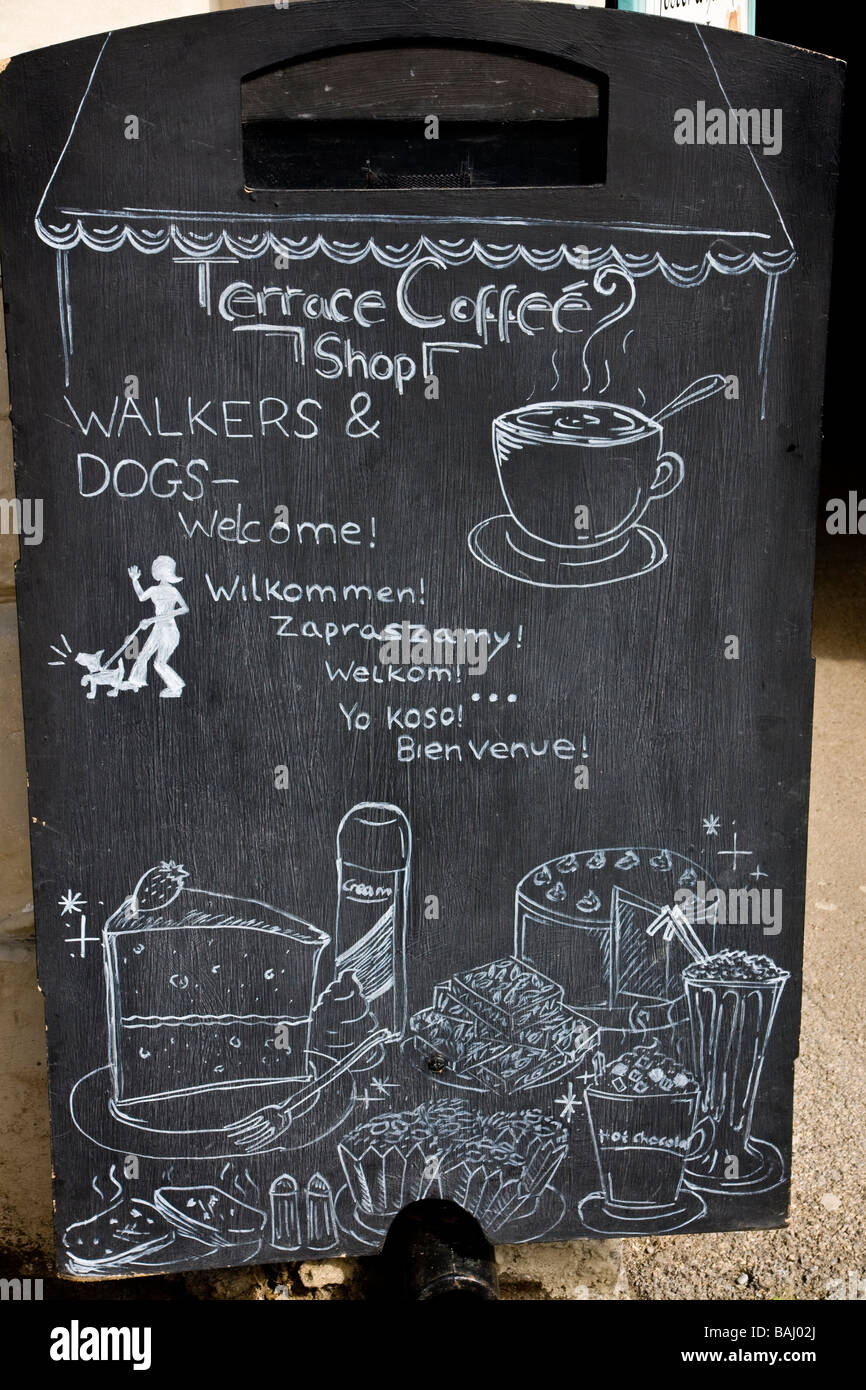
[269,1174,301,1252]
[334,804,412,1040]
[305,1172,338,1251]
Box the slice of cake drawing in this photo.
[102,861,330,1117]
[515,847,718,1010]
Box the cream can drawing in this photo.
[334,803,412,1040]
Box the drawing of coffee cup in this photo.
[584,1083,714,1213]
[492,401,685,551]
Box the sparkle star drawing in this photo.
[555,1081,580,1121]
[703,814,721,837]
[370,1076,398,1097]
[58,890,86,917]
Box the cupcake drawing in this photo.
[336,1099,568,1238]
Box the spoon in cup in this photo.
[653,374,729,426]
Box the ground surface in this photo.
[622,532,866,1301]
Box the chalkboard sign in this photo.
[0,3,842,1275]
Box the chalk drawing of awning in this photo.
[34,21,795,415]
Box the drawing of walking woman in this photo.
[125,556,188,698]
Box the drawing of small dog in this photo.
[75,651,125,699]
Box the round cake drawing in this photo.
[514,846,718,1012]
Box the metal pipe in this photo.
[385,1199,500,1300]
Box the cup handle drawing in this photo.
[649,452,685,500]
[686,1113,716,1161]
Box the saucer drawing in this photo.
[685,1137,785,1196]
[335,1183,566,1249]
[578,1187,706,1235]
[70,1057,359,1161]
[468,515,668,589]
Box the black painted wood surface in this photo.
[0,2,843,1275]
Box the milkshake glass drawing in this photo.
[335,803,411,1040]
[682,950,789,1193]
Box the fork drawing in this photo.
[226,1030,391,1154]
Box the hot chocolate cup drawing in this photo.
[583,1085,714,1216]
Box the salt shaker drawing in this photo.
[269,1174,301,1252]
[304,1173,337,1251]
[334,803,411,1040]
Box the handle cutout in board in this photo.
[241,41,607,190]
